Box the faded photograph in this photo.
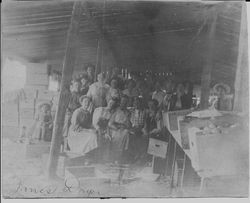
[1,0,249,198]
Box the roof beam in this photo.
[83,1,122,65]
[46,1,84,179]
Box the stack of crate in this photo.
[25,63,49,91]
[35,90,56,107]
[19,89,37,129]
[2,101,19,127]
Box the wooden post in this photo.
[233,3,248,112]
[46,1,84,179]
[83,2,122,65]
[17,95,20,128]
[94,39,101,81]
[200,9,218,109]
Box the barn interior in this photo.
[1,0,249,198]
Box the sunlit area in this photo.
[2,58,26,94]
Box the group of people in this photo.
[31,65,233,181]
[61,66,195,165]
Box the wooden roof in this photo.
[2,0,244,86]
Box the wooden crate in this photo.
[37,90,57,101]
[147,138,168,158]
[163,110,192,131]
[26,74,49,86]
[26,63,48,74]
[178,118,212,149]
[24,85,48,91]
[188,126,246,177]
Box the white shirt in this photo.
[87,82,110,108]
[152,90,166,106]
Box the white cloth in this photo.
[122,89,138,97]
[92,107,112,130]
[87,82,110,108]
[152,91,166,106]
[106,88,120,103]
[68,128,98,155]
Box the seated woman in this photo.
[106,78,121,104]
[108,95,131,164]
[63,79,81,150]
[92,98,118,161]
[67,95,97,156]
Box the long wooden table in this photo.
[162,110,247,193]
[162,110,201,191]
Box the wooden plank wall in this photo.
[25,62,49,90]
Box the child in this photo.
[36,103,53,142]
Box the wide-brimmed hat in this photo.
[79,95,91,104]
[36,101,52,111]
[213,83,231,94]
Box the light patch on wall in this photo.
[2,58,26,93]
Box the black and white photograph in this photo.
[1,0,249,199]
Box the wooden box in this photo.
[163,110,192,131]
[178,118,212,149]
[26,74,49,86]
[37,90,57,101]
[188,126,246,178]
[26,63,48,74]
[24,85,48,91]
[147,138,168,158]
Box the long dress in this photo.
[92,107,112,130]
[108,108,131,162]
[63,91,81,137]
[106,88,120,103]
[67,107,97,155]
[92,107,113,161]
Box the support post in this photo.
[94,39,102,81]
[200,9,218,109]
[46,1,84,179]
[233,3,248,112]
[83,2,121,65]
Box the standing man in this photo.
[87,73,110,108]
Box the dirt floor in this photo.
[2,126,249,198]
[2,127,172,198]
